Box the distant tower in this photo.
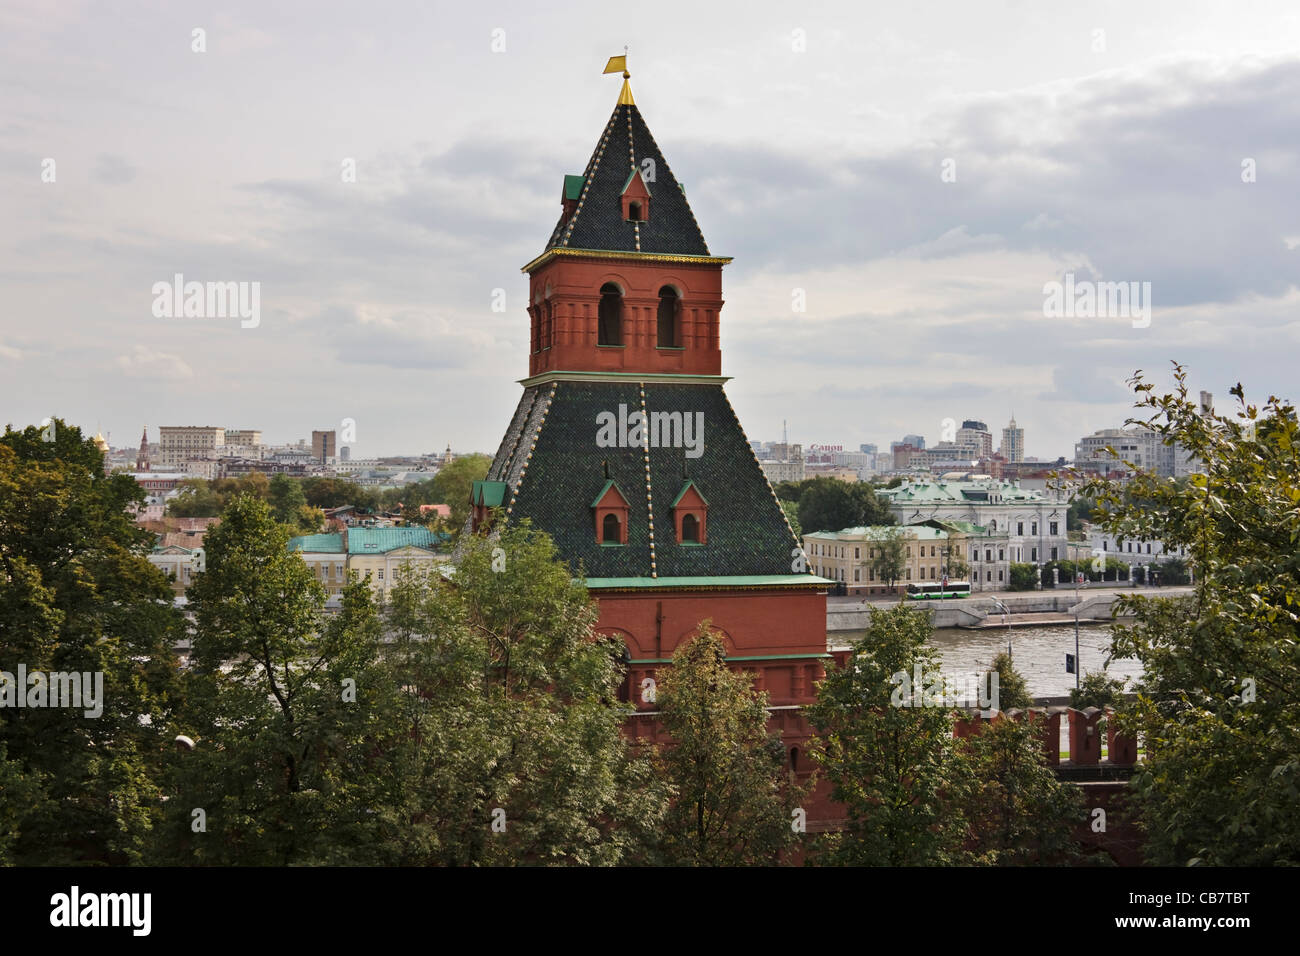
[136,426,151,472]
[443,443,453,465]
[1000,415,1024,463]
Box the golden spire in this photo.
[603,49,634,106]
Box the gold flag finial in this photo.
[603,49,634,105]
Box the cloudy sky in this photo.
[4,0,1298,460]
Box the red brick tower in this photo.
[473,61,833,818]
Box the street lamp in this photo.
[991,597,1012,658]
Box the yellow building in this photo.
[803,525,962,595]
[288,527,449,602]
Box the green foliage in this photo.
[301,476,381,512]
[1066,497,1094,532]
[868,527,907,589]
[0,420,184,864]
[1069,670,1127,710]
[795,477,894,534]
[162,494,390,864]
[167,473,272,517]
[649,624,808,865]
[1008,562,1038,591]
[773,480,803,503]
[954,716,1084,865]
[374,521,663,865]
[780,499,802,539]
[428,454,491,535]
[807,604,963,864]
[1079,364,1300,864]
[989,652,1032,710]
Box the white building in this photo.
[877,476,1070,566]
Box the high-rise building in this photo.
[469,62,830,816]
[1000,416,1024,463]
[158,426,225,468]
[956,420,993,459]
[312,430,337,463]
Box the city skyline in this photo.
[6,2,1299,458]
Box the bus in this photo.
[906,581,971,600]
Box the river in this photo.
[830,622,1144,701]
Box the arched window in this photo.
[598,283,622,346]
[628,201,642,221]
[681,513,699,543]
[657,286,679,348]
[790,747,799,772]
[602,512,621,542]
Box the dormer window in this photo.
[671,479,708,545]
[592,473,630,545]
[620,167,651,223]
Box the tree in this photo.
[167,477,225,517]
[1066,496,1094,532]
[868,527,907,590]
[268,473,309,525]
[1070,670,1127,710]
[954,715,1084,865]
[807,604,965,865]
[1008,562,1038,591]
[301,476,378,511]
[431,454,491,534]
[796,477,894,534]
[1078,364,1300,864]
[944,542,970,583]
[779,499,802,539]
[375,521,664,865]
[0,420,184,864]
[650,624,809,865]
[989,651,1031,710]
[162,494,391,865]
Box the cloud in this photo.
[92,153,136,185]
[115,346,194,381]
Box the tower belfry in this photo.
[136,426,150,472]
[472,60,832,795]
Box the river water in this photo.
[830,622,1144,700]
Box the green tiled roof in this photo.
[346,527,444,555]
[586,574,834,590]
[563,174,585,201]
[289,533,345,553]
[471,480,508,508]
[545,103,710,257]
[804,525,947,541]
[482,381,803,580]
[670,478,708,508]
[591,478,629,508]
[878,479,1045,504]
[919,518,989,535]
